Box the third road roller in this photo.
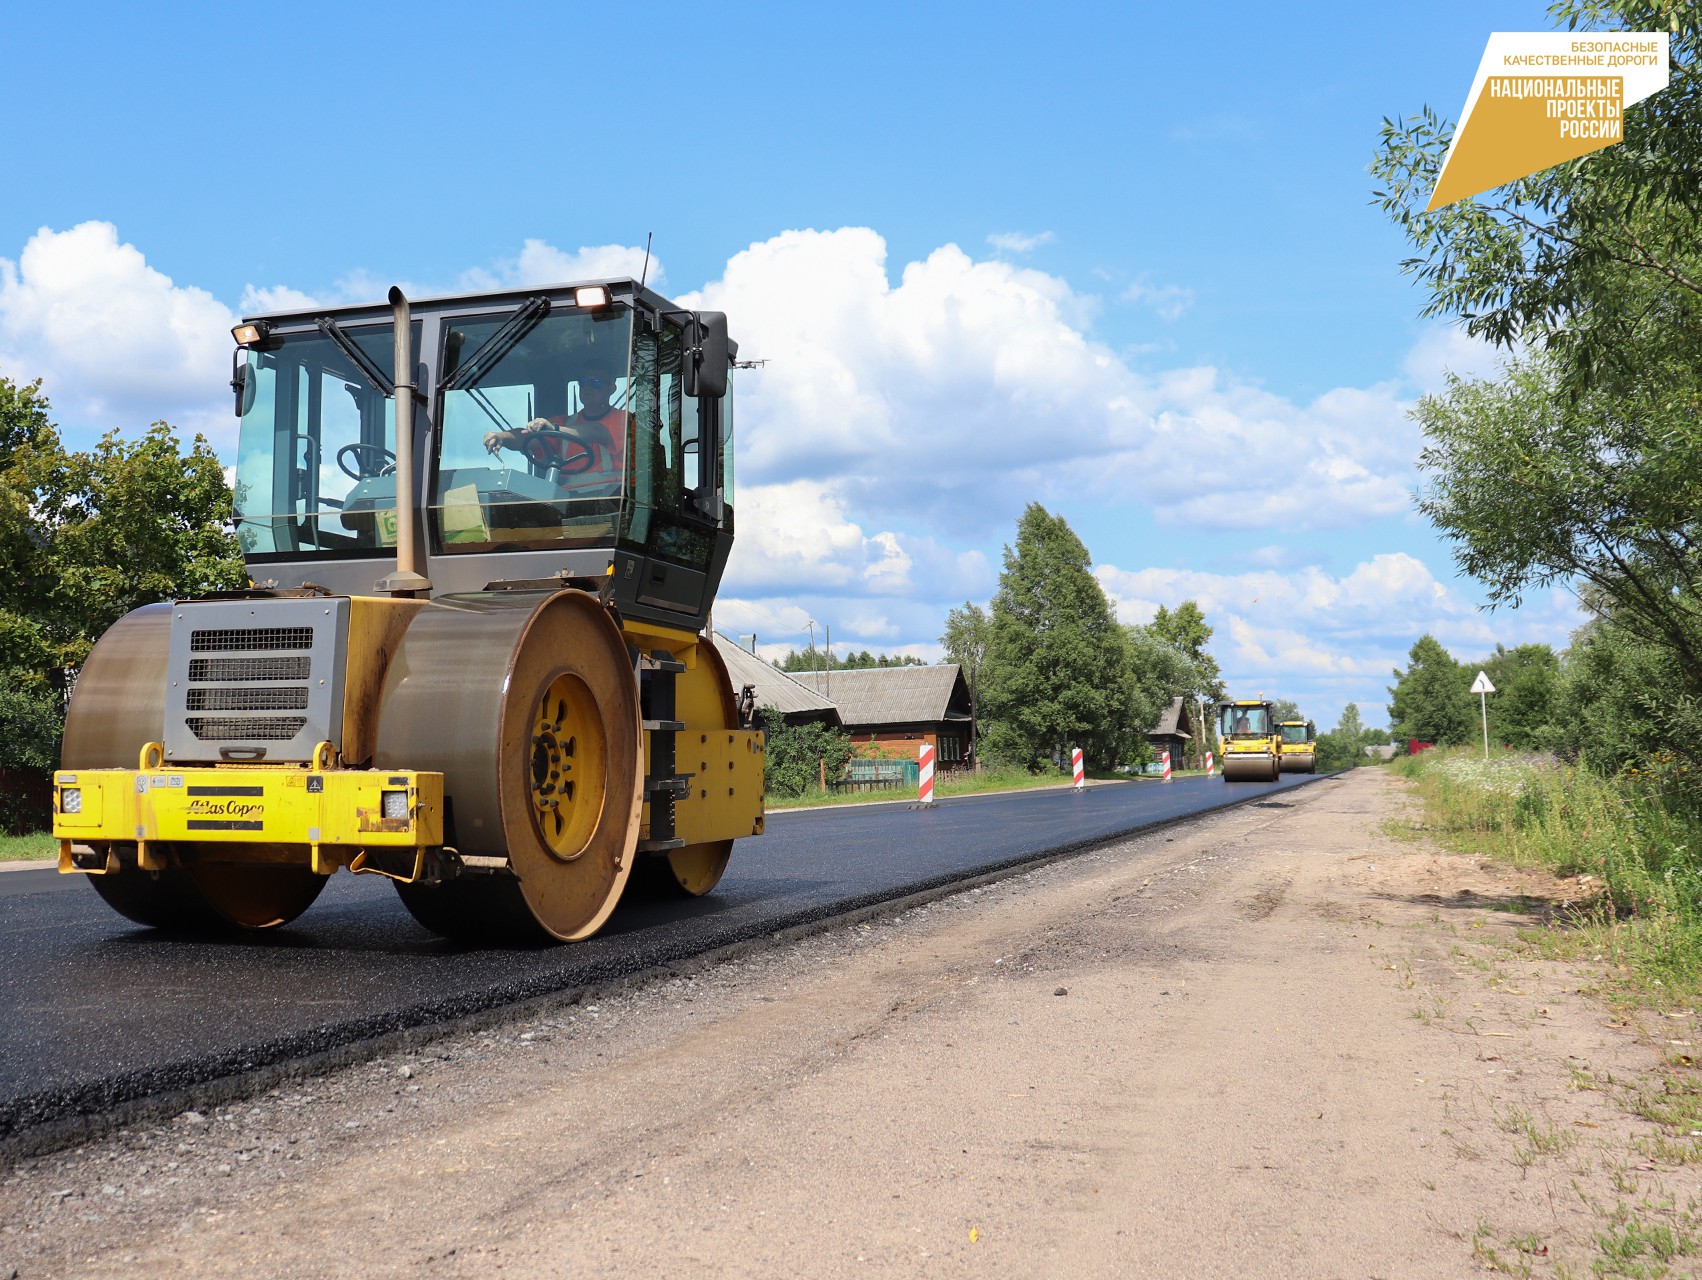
[53,278,764,942]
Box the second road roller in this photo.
[52,279,764,942]
[1278,719,1317,773]
[1217,698,1281,782]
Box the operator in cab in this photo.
[482,370,629,497]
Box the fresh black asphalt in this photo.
[0,772,1322,1148]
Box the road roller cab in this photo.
[53,279,765,942]
[1278,720,1317,774]
[1217,698,1281,782]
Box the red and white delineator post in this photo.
[918,741,935,805]
[1071,747,1085,791]
[1161,749,1172,782]
[1205,750,1215,778]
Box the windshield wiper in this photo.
[316,317,394,394]
[442,297,551,392]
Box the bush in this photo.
[0,676,63,834]
[755,710,854,798]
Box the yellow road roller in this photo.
[1278,720,1316,774]
[1217,698,1281,782]
[52,280,764,942]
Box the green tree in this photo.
[940,601,990,763]
[1481,642,1562,750]
[1545,619,1702,773]
[1316,702,1367,772]
[0,374,244,830]
[1269,698,1302,725]
[1411,358,1702,699]
[980,504,1154,769]
[1123,624,1207,765]
[0,377,61,680]
[1148,601,1225,703]
[1389,635,1474,746]
[777,647,925,672]
[33,422,246,670]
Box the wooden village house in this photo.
[791,665,976,769]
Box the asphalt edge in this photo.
[0,772,1341,1168]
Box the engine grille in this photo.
[186,715,309,741]
[187,656,312,682]
[185,687,310,711]
[189,627,314,652]
[164,599,349,762]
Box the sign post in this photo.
[1071,747,1085,792]
[1470,670,1496,759]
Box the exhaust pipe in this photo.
[377,285,431,596]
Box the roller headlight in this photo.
[59,787,82,815]
[381,790,409,821]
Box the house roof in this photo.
[1147,696,1193,740]
[711,634,841,724]
[791,664,970,728]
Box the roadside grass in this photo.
[762,764,1135,810]
[1396,748,1702,1008]
[0,832,56,862]
[1400,750,1702,1273]
[1593,1198,1702,1278]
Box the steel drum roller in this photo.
[379,589,642,942]
[1222,754,1278,782]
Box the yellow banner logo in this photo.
[1428,32,1669,211]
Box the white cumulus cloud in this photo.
[0,222,239,444]
[686,227,1427,571]
[458,240,663,292]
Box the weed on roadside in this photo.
[1496,1104,1577,1167]
[1472,1220,1549,1275]
[1593,1196,1702,1278]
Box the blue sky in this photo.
[0,0,1584,730]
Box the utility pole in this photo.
[825,624,831,700]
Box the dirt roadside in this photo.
[3,769,1697,1278]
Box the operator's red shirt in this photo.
[524,408,629,488]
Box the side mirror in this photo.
[682,311,729,400]
[231,358,256,417]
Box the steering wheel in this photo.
[517,428,598,477]
[336,442,397,480]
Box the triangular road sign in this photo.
[1470,670,1495,695]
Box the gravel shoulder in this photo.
[3,769,1695,1278]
